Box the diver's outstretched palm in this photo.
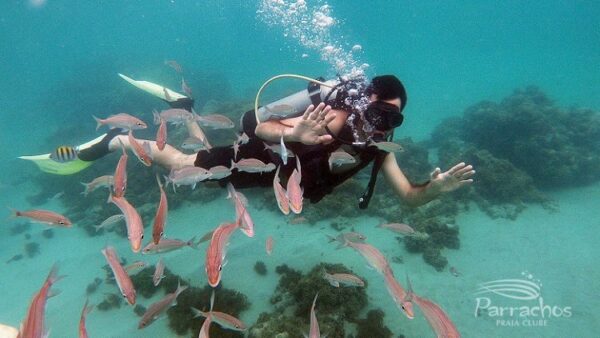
[429,162,475,193]
[291,103,336,145]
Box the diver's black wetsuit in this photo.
[194,109,381,203]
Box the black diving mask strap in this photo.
[358,151,386,209]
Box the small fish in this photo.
[128,130,153,166]
[81,175,114,196]
[196,114,235,129]
[377,223,415,236]
[108,195,144,253]
[93,113,147,131]
[236,132,249,145]
[153,258,166,286]
[263,143,295,158]
[181,78,193,98]
[327,232,367,247]
[232,141,240,160]
[9,208,71,227]
[156,108,194,125]
[341,239,390,274]
[181,136,206,151]
[286,157,303,214]
[156,118,167,151]
[328,150,356,170]
[264,104,296,116]
[152,175,168,245]
[279,135,288,165]
[124,261,147,274]
[18,264,62,338]
[412,293,460,337]
[6,254,23,264]
[322,270,365,287]
[101,246,136,305]
[383,270,415,319]
[165,166,212,191]
[226,183,254,238]
[288,216,308,224]
[142,237,196,254]
[196,293,214,338]
[94,214,125,232]
[47,191,65,201]
[138,282,188,329]
[164,60,183,73]
[112,140,128,198]
[449,266,461,277]
[79,299,94,338]
[273,166,290,215]
[205,222,240,287]
[308,293,321,338]
[266,236,274,256]
[50,146,78,163]
[231,158,276,173]
[208,166,232,180]
[192,305,247,332]
[370,140,404,152]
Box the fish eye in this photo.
[122,294,127,298]
[141,234,144,239]
[218,265,222,271]
[59,221,65,225]
[160,231,164,236]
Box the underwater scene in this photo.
[1,1,599,337]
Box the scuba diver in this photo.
[20,73,475,208]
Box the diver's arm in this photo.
[383,153,475,207]
[382,153,440,207]
[255,103,343,144]
[108,135,196,170]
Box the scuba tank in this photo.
[254,75,341,123]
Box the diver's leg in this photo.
[108,135,196,170]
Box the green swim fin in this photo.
[19,134,107,175]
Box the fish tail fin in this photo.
[92,115,102,131]
[155,173,163,190]
[152,109,161,125]
[83,298,94,316]
[80,182,90,196]
[190,307,207,319]
[7,206,20,218]
[187,236,198,249]
[175,280,189,297]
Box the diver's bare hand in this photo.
[289,103,336,145]
[428,162,475,193]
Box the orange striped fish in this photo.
[18,264,62,338]
[383,269,414,319]
[78,299,93,338]
[308,293,321,338]
[412,294,460,338]
[108,195,144,253]
[287,157,303,214]
[10,208,71,227]
[156,117,167,151]
[101,246,136,305]
[113,140,128,198]
[266,236,274,256]
[128,130,152,166]
[152,175,168,245]
[273,166,290,215]
[205,222,240,287]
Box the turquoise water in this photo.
[1,1,599,337]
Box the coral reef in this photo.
[24,242,40,258]
[254,261,267,276]
[355,309,393,338]
[250,263,373,338]
[9,222,31,236]
[433,86,600,188]
[166,283,249,338]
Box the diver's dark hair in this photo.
[366,75,408,112]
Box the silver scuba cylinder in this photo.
[255,79,339,123]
